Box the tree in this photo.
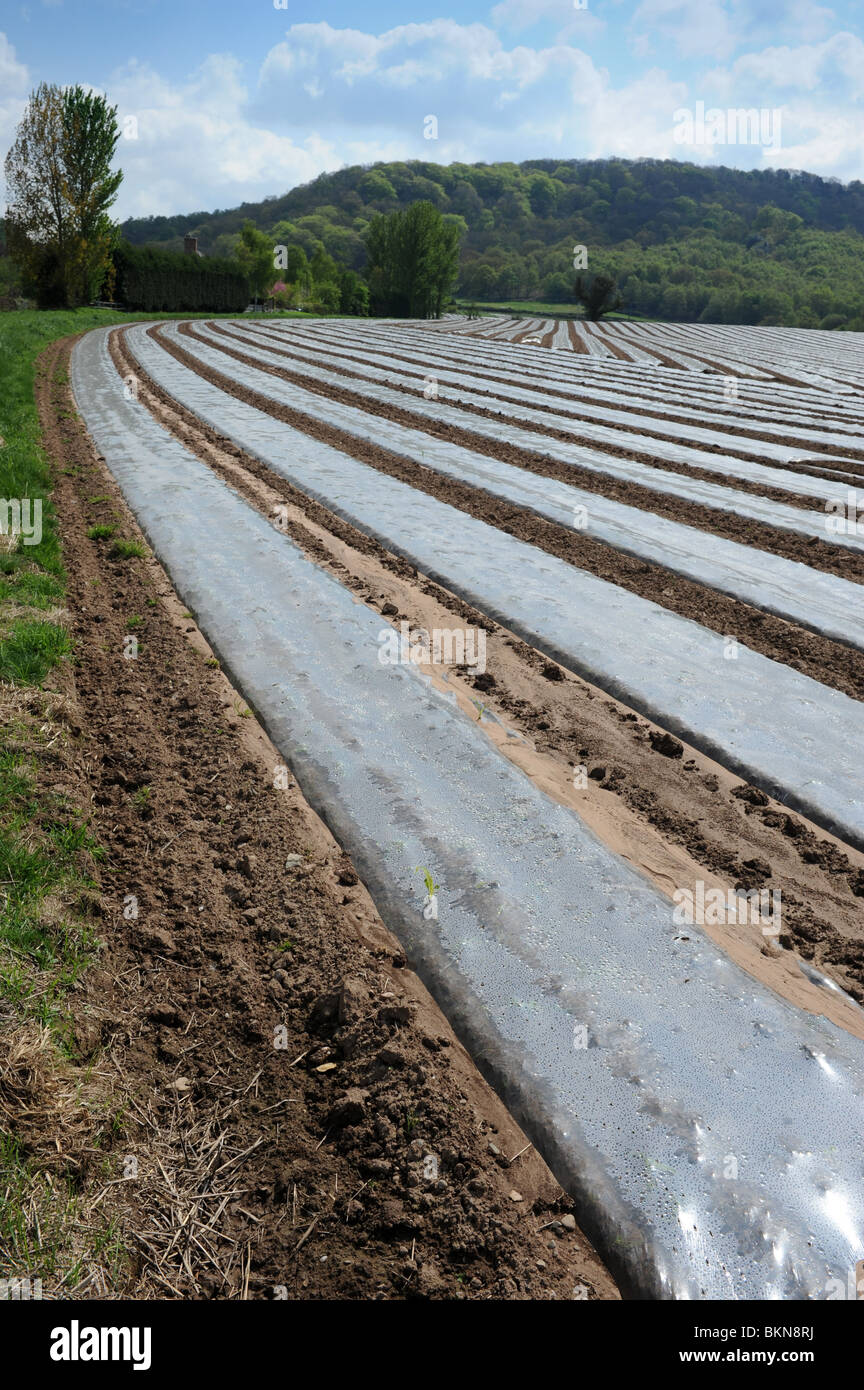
[528,173,558,218]
[281,245,309,282]
[338,267,369,316]
[309,281,341,314]
[660,284,688,319]
[112,241,249,312]
[542,270,572,303]
[60,87,123,302]
[309,244,339,287]
[573,272,622,321]
[235,220,275,298]
[459,260,497,299]
[360,170,397,204]
[365,201,462,317]
[753,205,804,247]
[5,83,121,306]
[270,243,313,303]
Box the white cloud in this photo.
[630,0,739,60]
[253,21,607,151]
[586,68,689,159]
[252,21,694,170]
[707,31,864,96]
[702,32,864,178]
[729,0,836,47]
[490,0,607,44]
[104,53,341,218]
[0,32,32,211]
[763,108,863,177]
[630,0,837,61]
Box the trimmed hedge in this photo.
[113,241,248,312]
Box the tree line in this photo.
[116,156,864,330]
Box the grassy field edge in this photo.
[0,306,311,1296]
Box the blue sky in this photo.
[2,0,862,218]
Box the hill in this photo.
[115,157,864,329]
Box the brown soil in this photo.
[566,323,589,354]
[31,332,622,1301]
[111,327,864,1017]
[583,323,634,363]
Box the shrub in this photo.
[112,241,248,312]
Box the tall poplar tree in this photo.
[5,83,122,306]
[365,201,461,318]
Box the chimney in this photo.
[184,233,200,257]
